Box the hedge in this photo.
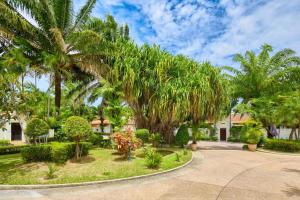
[21,142,92,163]
[264,139,300,152]
[0,140,11,146]
[0,145,29,155]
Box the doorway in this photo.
[220,128,226,141]
[11,123,22,141]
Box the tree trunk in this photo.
[75,140,80,160]
[54,71,61,115]
[289,128,296,140]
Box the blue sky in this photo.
[85,0,300,67]
[29,0,300,91]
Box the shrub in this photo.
[246,128,263,144]
[227,136,241,143]
[135,129,150,143]
[112,129,142,158]
[63,116,93,159]
[149,133,163,147]
[0,140,11,146]
[175,125,189,147]
[0,145,29,155]
[46,164,58,179]
[175,152,181,162]
[264,139,300,152]
[144,148,162,169]
[196,133,218,141]
[50,142,71,163]
[20,142,92,163]
[89,133,104,146]
[25,118,49,143]
[21,145,52,162]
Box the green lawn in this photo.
[0,147,192,185]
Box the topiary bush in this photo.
[135,129,150,143]
[63,116,93,159]
[144,148,162,169]
[264,139,300,152]
[175,125,190,147]
[25,118,49,144]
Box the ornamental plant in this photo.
[25,118,49,144]
[246,128,263,144]
[63,116,92,159]
[112,129,142,158]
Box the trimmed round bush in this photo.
[25,118,49,143]
[135,129,150,143]
[175,125,189,147]
[63,116,93,159]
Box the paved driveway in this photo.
[1,142,300,200]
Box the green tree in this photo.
[63,116,92,159]
[225,44,300,102]
[25,118,49,144]
[0,0,112,114]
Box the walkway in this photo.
[1,141,300,200]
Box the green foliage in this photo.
[240,120,263,143]
[0,140,11,146]
[135,129,150,143]
[264,139,300,152]
[175,125,190,147]
[63,116,93,141]
[149,133,164,147]
[227,136,241,143]
[21,142,92,163]
[246,129,262,144]
[25,118,49,142]
[196,133,218,141]
[21,145,52,162]
[46,164,58,179]
[89,133,104,145]
[175,152,181,162]
[144,148,162,169]
[0,145,29,155]
[230,126,242,137]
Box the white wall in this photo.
[0,117,27,142]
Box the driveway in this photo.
[1,141,300,200]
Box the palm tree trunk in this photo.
[54,71,61,115]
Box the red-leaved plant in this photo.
[112,129,142,157]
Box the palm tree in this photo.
[225,44,300,102]
[0,0,112,114]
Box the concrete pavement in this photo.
[1,141,300,200]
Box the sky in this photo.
[28,0,300,91]
[85,0,300,67]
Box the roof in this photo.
[91,118,136,127]
[228,113,251,124]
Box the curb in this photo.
[0,153,194,190]
[257,148,300,156]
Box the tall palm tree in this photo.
[225,44,300,102]
[0,0,111,114]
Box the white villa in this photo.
[0,116,27,143]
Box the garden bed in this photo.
[0,147,192,185]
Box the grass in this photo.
[0,147,192,185]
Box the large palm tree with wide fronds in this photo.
[0,0,113,114]
[224,44,300,102]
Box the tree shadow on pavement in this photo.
[282,184,300,197]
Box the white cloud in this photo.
[97,0,300,67]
